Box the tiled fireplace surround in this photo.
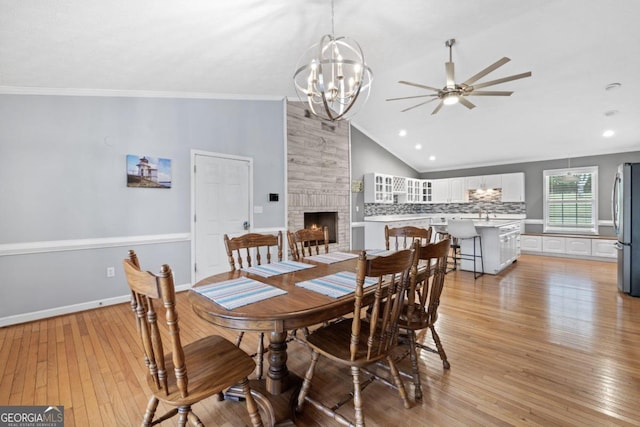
[287,101,350,252]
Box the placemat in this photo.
[304,251,359,264]
[295,271,378,298]
[193,277,287,310]
[242,260,316,278]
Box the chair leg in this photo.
[235,331,244,347]
[430,325,450,369]
[386,356,411,409]
[256,333,264,379]
[186,410,204,427]
[296,350,320,412]
[351,366,365,427]
[239,377,264,427]
[142,396,158,427]
[406,330,423,400]
[177,406,189,427]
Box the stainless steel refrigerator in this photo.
[612,163,640,296]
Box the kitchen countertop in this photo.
[431,219,522,229]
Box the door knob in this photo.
[243,221,250,230]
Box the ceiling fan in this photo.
[386,38,532,115]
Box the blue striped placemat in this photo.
[194,277,287,310]
[242,260,316,278]
[304,251,359,264]
[295,271,378,298]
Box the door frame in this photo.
[190,149,254,285]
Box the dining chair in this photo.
[296,244,418,426]
[287,226,329,261]
[224,231,283,379]
[384,225,433,250]
[122,250,263,427]
[398,238,452,400]
[447,219,484,279]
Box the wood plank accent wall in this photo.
[287,101,350,251]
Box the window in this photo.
[543,166,598,234]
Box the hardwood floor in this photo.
[1,254,639,426]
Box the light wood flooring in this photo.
[1,254,639,426]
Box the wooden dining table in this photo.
[188,253,371,398]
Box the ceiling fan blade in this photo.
[431,101,444,115]
[398,80,440,92]
[466,90,514,96]
[445,62,455,88]
[461,57,511,86]
[386,94,439,101]
[401,98,438,113]
[471,71,532,90]
[458,97,476,110]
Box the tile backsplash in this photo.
[364,189,525,217]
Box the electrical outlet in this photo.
[106,267,115,278]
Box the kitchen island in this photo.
[363,214,522,275]
[432,219,521,275]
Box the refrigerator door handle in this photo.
[612,173,621,235]
[614,241,624,250]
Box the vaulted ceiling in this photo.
[1,0,638,172]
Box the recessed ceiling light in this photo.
[605,82,622,91]
[398,129,407,137]
[429,155,436,161]
[415,144,422,150]
[603,129,615,138]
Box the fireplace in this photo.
[304,211,338,244]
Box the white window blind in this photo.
[543,166,598,234]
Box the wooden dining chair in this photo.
[287,226,329,261]
[384,225,433,250]
[223,231,283,379]
[398,238,451,400]
[296,244,418,426]
[122,250,263,427]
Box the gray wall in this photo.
[420,151,640,235]
[0,93,285,321]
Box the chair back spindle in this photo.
[385,225,432,250]
[224,231,283,270]
[287,227,329,260]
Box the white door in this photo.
[193,153,252,283]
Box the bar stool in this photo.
[446,219,484,279]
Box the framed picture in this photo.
[126,154,172,188]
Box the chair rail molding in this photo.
[0,233,191,257]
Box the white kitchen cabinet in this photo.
[565,237,591,256]
[520,235,542,252]
[420,180,432,203]
[591,239,617,258]
[432,178,466,203]
[542,236,565,253]
[364,173,393,204]
[466,174,502,190]
[501,172,525,202]
[406,178,420,203]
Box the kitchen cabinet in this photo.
[591,239,617,258]
[432,178,466,203]
[420,180,432,203]
[457,220,521,274]
[465,174,502,190]
[364,216,432,249]
[501,172,525,202]
[522,234,616,260]
[406,178,421,203]
[364,173,393,204]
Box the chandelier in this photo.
[293,0,373,121]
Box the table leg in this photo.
[266,331,289,395]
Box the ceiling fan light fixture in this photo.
[442,92,459,105]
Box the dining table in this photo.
[187,249,393,423]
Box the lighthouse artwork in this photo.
[126,154,172,188]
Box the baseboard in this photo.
[521,251,616,263]
[0,283,193,328]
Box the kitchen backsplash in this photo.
[364,190,526,217]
